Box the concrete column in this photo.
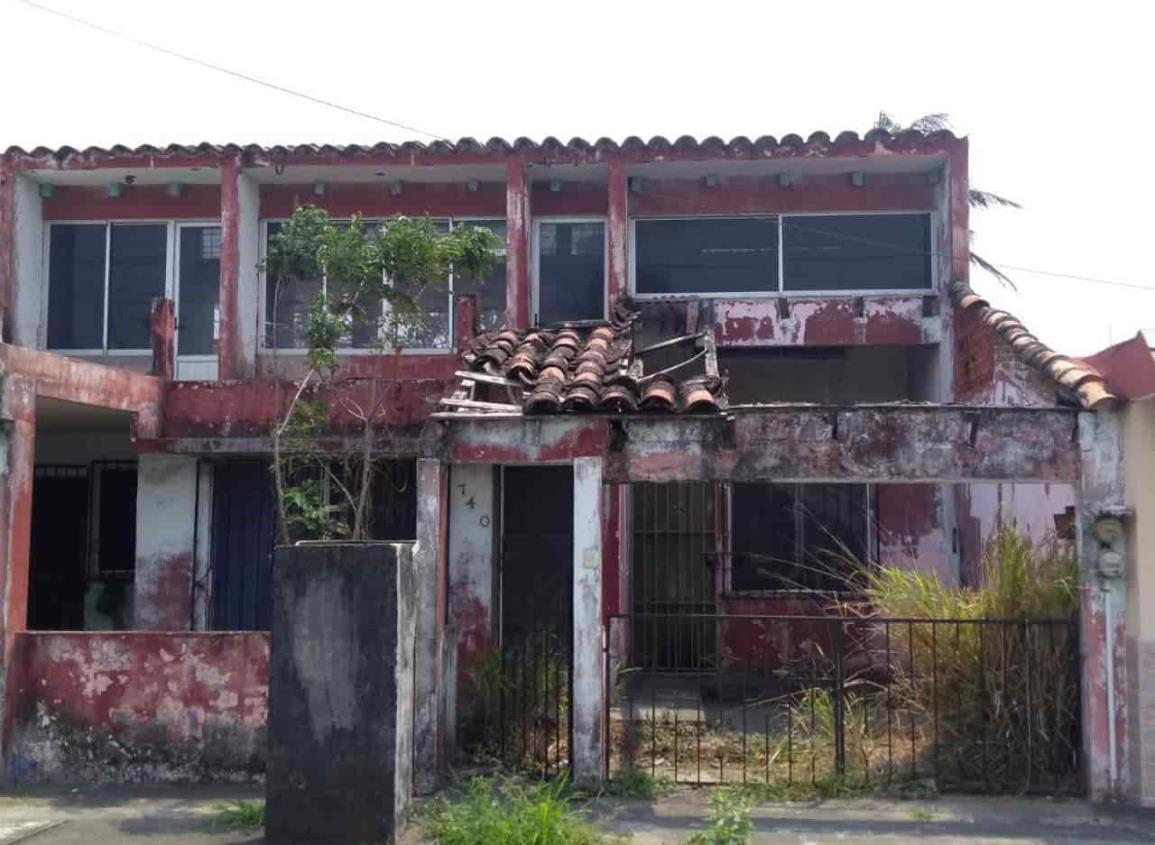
[134,454,199,631]
[218,156,241,380]
[0,162,15,336]
[11,173,44,349]
[413,458,448,790]
[606,162,629,316]
[572,457,605,783]
[235,168,261,377]
[447,464,496,681]
[0,376,35,753]
[505,161,531,329]
[1077,409,1130,800]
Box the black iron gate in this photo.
[606,612,1081,794]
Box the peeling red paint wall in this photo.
[715,296,936,348]
[7,632,268,782]
[40,186,222,221]
[260,182,505,219]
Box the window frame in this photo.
[723,481,878,598]
[259,216,507,355]
[44,218,219,356]
[531,216,609,325]
[628,210,937,300]
[173,221,223,362]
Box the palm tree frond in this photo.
[971,252,1017,291]
[875,111,902,133]
[908,113,952,134]
[969,189,1023,210]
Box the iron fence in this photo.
[605,612,1081,794]
[456,627,571,777]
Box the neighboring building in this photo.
[0,131,1137,798]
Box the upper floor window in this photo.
[264,217,507,350]
[535,220,605,325]
[47,222,217,353]
[631,213,932,297]
[635,217,779,294]
[782,214,931,292]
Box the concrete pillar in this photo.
[1077,409,1130,800]
[0,376,35,753]
[235,168,261,378]
[134,454,198,631]
[413,458,447,790]
[11,173,44,349]
[572,457,605,783]
[1123,399,1155,804]
[266,542,416,844]
[505,161,531,329]
[447,464,496,682]
[218,156,241,380]
[606,162,629,316]
[0,162,15,336]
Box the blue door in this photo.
[211,461,277,630]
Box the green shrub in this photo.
[424,777,603,845]
[212,799,264,829]
[685,787,753,845]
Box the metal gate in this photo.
[606,612,1081,794]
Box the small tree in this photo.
[263,207,501,544]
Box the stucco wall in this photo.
[1124,399,1155,804]
[7,632,268,782]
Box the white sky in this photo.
[2,0,1151,356]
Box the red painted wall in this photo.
[41,186,222,220]
[260,183,505,219]
[7,632,269,782]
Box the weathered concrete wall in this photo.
[266,543,415,844]
[413,459,447,790]
[10,174,42,349]
[1123,399,1155,805]
[572,458,604,783]
[6,632,268,782]
[447,464,496,682]
[714,296,939,348]
[134,455,198,631]
[235,169,260,378]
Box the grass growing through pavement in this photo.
[212,799,264,829]
[423,776,604,845]
[685,787,753,845]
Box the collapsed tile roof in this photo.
[440,303,723,417]
[950,280,1117,409]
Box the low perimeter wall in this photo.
[7,631,269,782]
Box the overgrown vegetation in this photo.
[262,207,501,543]
[609,525,1081,794]
[212,799,264,829]
[684,787,753,845]
[423,776,604,845]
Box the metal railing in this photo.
[605,612,1081,794]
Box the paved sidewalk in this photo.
[0,784,1153,844]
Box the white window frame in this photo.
[629,210,937,301]
[173,221,223,362]
[531,216,609,325]
[43,219,219,356]
[723,481,877,598]
[259,216,507,355]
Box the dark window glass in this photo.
[107,224,167,349]
[783,214,932,292]
[635,217,779,294]
[730,483,872,592]
[177,226,220,356]
[94,464,137,574]
[453,219,507,331]
[47,224,106,349]
[537,221,604,325]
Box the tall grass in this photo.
[424,777,603,845]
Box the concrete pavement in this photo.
[0,784,1153,844]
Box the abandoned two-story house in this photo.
[0,130,1146,802]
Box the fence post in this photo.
[833,622,846,779]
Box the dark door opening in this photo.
[211,461,277,631]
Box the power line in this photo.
[11,0,449,141]
[633,185,1155,293]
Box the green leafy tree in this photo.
[262,207,501,543]
[875,111,1021,289]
